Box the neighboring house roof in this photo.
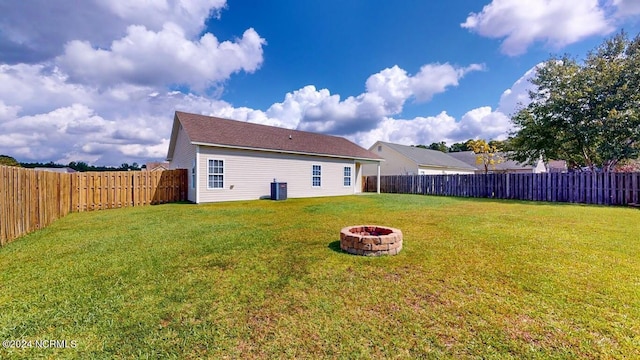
[376,142,477,171]
[167,111,382,161]
[448,151,535,171]
[547,160,568,172]
[145,161,170,171]
[33,167,77,173]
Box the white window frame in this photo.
[343,166,352,187]
[207,158,224,189]
[312,164,322,187]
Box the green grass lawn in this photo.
[1,194,639,359]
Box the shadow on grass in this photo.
[157,200,194,205]
[327,240,346,254]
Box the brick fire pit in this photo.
[340,225,403,256]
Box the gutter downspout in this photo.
[195,145,200,204]
[377,162,381,194]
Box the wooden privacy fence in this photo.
[363,172,640,206]
[70,170,187,211]
[0,166,188,246]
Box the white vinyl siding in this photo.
[312,165,321,187]
[363,141,475,176]
[196,147,359,203]
[208,159,224,189]
[343,166,352,186]
[168,125,197,202]
[363,142,417,175]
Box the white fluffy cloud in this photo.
[96,0,226,35]
[0,100,19,121]
[212,64,484,135]
[346,107,512,150]
[409,63,486,102]
[0,0,534,166]
[1,104,110,161]
[0,0,227,63]
[455,106,512,140]
[298,63,485,136]
[346,65,541,149]
[211,63,486,138]
[462,0,614,56]
[349,113,460,149]
[364,63,486,113]
[274,63,484,136]
[0,63,231,164]
[58,25,265,90]
[216,62,521,149]
[0,0,269,165]
[0,57,521,164]
[614,0,640,16]
[496,64,539,116]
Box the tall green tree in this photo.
[509,32,640,171]
[68,161,90,172]
[428,141,448,152]
[0,155,21,167]
[449,140,473,152]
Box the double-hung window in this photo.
[343,166,352,187]
[208,159,224,189]
[312,165,321,187]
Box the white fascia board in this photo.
[190,141,383,163]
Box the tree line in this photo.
[509,31,640,172]
[415,32,640,173]
[0,155,143,171]
[414,139,506,153]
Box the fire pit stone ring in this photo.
[339,225,403,256]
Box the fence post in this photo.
[0,168,189,246]
[361,172,640,207]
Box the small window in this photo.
[377,145,382,152]
[343,166,352,187]
[312,165,321,187]
[208,159,224,189]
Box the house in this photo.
[33,167,77,173]
[144,161,170,171]
[166,111,382,203]
[547,160,568,173]
[448,151,547,174]
[363,141,477,176]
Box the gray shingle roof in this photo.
[379,142,477,170]
[169,111,381,161]
[448,151,534,171]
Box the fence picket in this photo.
[364,172,640,208]
[0,167,188,246]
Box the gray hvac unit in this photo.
[270,180,287,200]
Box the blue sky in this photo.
[216,1,508,118]
[1,0,639,165]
